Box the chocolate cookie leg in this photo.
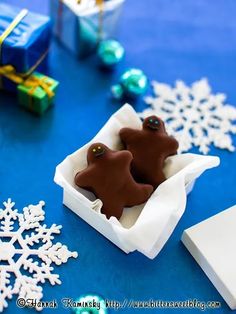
[101,201,124,220]
[151,171,166,189]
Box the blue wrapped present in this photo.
[0,3,51,91]
[50,0,124,58]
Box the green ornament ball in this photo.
[112,68,148,99]
[73,295,107,314]
[98,39,125,67]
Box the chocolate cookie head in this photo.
[87,143,109,164]
[143,115,166,133]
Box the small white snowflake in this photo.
[141,78,236,154]
[0,199,78,312]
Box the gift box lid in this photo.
[182,205,236,310]
[0,3,51,73]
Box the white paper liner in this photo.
[54,104,220,259]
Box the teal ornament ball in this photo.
[98,39,124,67]
[112,68,148,99]
[73,295,107,314]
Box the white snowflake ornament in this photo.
[142,78,236,154]
[0,199,78,312]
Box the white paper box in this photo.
[182,205,236,310]
[50,0,124,57]
[54,104,220,259]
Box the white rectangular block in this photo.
[182,205,236,310]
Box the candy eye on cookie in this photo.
[146,116,160,130]
[92,145,105,157]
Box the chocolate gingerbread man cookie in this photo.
[119,116,179,189]
[75,143,153,219]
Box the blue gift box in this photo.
[50,0,124,58]
[0,3,51,91]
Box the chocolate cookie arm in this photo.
[119,127,137,145]
[168,136,179,155]
[162,135,179,158]
[114,150,133,169]
[74,169,93,189]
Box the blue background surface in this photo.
[0,0,236,313]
